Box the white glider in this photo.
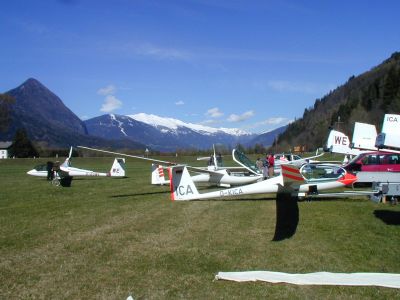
[27,147,126,179]
[169,162,357,201]
[78,146,262,187]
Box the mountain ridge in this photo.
[1,79,145,149]
[1,78,280,151]
[275,52,400,151]
[84,113,264,151]
[128,113,252,136]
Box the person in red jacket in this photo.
[267,153,275,177]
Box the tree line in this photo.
[275,52,400,152]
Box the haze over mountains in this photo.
[1,78,283,151]
[2,52,398,152]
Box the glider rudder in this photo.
[151,163,166,185]
[169,165,199,201]
[110,158,126,177]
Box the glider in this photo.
[169,162,357,201]
[27,147,126,186]
[232,148,325,176]
[78,146,262,187]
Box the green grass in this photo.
[1,156,400,299]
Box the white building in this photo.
[0,141,13,159]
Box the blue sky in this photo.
[1,0,399,134]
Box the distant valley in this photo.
[1,78,284,151]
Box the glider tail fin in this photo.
[110,158,126,177]
[281,164,305,187]
[169,165,199,201]
[151,163,167,185]
[376,114,400,149]
[61,146,74,168]
[352,122,377,150]
[325,130,351,155]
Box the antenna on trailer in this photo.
[335,116,343,131]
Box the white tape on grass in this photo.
[215,271,400,289]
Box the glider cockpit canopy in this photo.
[301,163,346,183]
[232,149,262,175]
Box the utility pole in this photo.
[335,116,343,131]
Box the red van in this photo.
[345,151,400,173]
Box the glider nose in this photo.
[338,172,358,186]
[27,169,35,176]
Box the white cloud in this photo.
[185,113,199,117]
[100,95,122,113]
[262,117,290,125]
[267,80,325,94]
[135,43,191,61]
[227,110,254,122]
[175,100,185,106]
[97,85,116,96]
[205,107,224,118]
[200,119,221,126]
[245,117,293,132]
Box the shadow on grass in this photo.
[71,177,129,181]
[374,210,400,225]
[299,197,366,203]
[208,197,276,202]
[110,190,168,198]
[273,193,299,241]
[183,198,276,203]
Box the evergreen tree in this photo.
[381,66,399,110]
[253,143,265,154]
[0,93,15,132]
[11,128,38,158]
[235,143,246,153]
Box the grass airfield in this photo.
[1,155,400,299]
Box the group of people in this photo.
[256,153,275,179]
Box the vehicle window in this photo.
[365,155,379,165]
[388,154,400,164]
[348,154,362,165]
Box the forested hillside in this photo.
[275,52,400,152]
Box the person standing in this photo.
[46,161,54,180]
[262,156,269,179]
[256,157,263,173]
[268,153,275,177]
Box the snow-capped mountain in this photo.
[84,113,257,151]
[129,113,250,136]
[1,78,285,151]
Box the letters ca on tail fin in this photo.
[169,166,199,201]
[110,158,126,177]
